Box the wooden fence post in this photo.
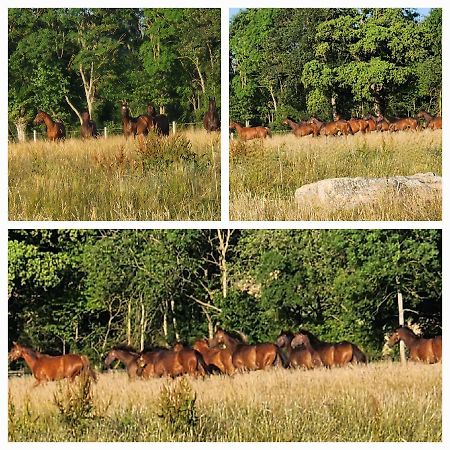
[397,280,406,363]
[104,127,107,138]
[33,130,37,142]
[172,121,176,134]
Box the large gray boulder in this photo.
[294,172,441,209]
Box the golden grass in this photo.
[9,130,220,221]
[230,130,442,221]
[8,361,441,442]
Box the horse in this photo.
[282,118,318,137]
[193,338,234,375]
[291,330,367,368]
[376,114,391,132]
[276,332,321,369]
[8,342,96,387]
[389,117,418,132]
[80,111,98,139]
[209,328,282,372]
[308,117,353,136]
[120,101,149,139]
[33,111,66,141]
[203,97,220,132]
[146,104,170,136]
[229,122,271,141]
[104,347,140,380]
[387,326,442,364]
[348,118,369,134]
[416,111,442,130]
[362,115,377,132]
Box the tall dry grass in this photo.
[8,362,441,442]
[9,130,220,221]
[230,130,442,221]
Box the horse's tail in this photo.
[273,347,287,368]
[81,355,98,382]
[266,128,272,137]
[351,345,367,364]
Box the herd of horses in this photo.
[230,110,442,141]
[31,97,220,141]
[8,325,441,386]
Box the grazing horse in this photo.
[8,342,96,387]
[104,348,140,380]
[209,328,282,372]
[416,111,442,130]
[229,122,271,141]
[80,111,98,139]
[348,118,369,134]
[203,97,220,132]
[120,102,149,139]
[276,332,321,369]
[291,330,366,368]
[389,117,418,132]
[33,111,66,141]
[387,326,441,364]
[193,338,234,375]
[146,104,170,136]
[362,115,377,132]
[308,117,353,136]
[282,118,318,137]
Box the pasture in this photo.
[230,130,442,221]
[8,362,441,442]
[8,130,220,221]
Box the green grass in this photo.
[8,362,441,442]
[230,130,442,220]
[9,130,220,221]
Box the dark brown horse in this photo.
[291,330,366,368]
[210,328,282,372]
[308,117,353,136]
[282,118,318,137]
[33,111,66,141]
[80,111,98,139]
[193,338,234,375]
[146,104,170,136]
[229,122,271,140]
[387,326,442,364]
[203,97,220,132]
[120,102,149,139]
[104,348,140,380]
[8,342,96,387]
[276,332,321,369]
[416,111,442,130]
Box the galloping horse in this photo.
[8,342,97,387]
[291,330,366,368]
[104,348,140,380]
[210,328,282,372]
[416,111,442,130]
[376,114,390,132]
[229,122,271,141]
[80,111,98,139]
[120,102,149,139]
[387,326,441,364]
[33,111,66,141]
[276,332,321,369]
[203,97,220,132]
[389,117,418,132]
[308,117,353,136]
[282,118,318,137]
[362,115,377,132]
[146,104,170,136]
[348,118,369,134]
[193,338,234,375]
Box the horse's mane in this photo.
[298,329,321,345]
[111,344,139,353]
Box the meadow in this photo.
[8,362,441,442]
[230,130,442,221]
[8,130,221,221]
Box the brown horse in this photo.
[362,115,377,132]
[8,342,96,387]
[120,102,149,139]
[282,118,318,137]
[389,117,418,131]
[210,328,282,372]
[203,97,220,132]
[387,326,441,364]
[291,330,366,368]
[308,117,353,136]
[229,122,271,140]
[80,111,98,139]
[276,332,321,369]
[146,104,170,136]
[348,118,369,134]
[376,114,391,132]
[33,111,66,141]
[416,111,442,130]
[104,348,140,380]
[193,338,234,375]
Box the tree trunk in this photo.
[331,94,337,119]
[217,230,233,299]
[127,300,132,346]
[140,300,145,352]
[269,85,278,112]
[79,62,95,117]
[15,117,27,142]
[170,299,180,341]
[65,96,83,125]
[397,278,406,363]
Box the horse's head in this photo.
[147,104,156,116]
[136,354,147,369]
[121,102,130,118]
[386,328,402,347]
[104,350,117,367]
[276,332,292,348]
[229,122,237,130]
[193,339,208,351]
[173,342,185,352]
[8,342,24,362]
[33,111,45,125]
[210,328,227,347]
[281,118,289,126]
[81,111,90,122]
[291,333,308,349]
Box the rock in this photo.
[294,172,441,209]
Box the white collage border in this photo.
[1,1,447,448]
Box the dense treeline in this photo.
[8,8,220,138]
[8,229,441,365]
[230,8,441,126]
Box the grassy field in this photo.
[8,362,441,442]
[230,130,442,221]
[9,130,220,221]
